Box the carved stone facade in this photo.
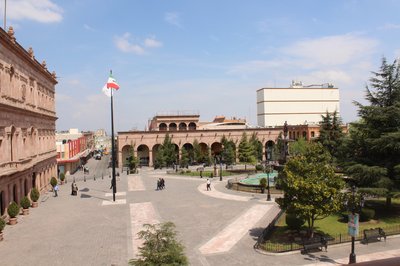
[0,27,58,216]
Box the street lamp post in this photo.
[219,155,223,181]
[348,185,364,264]
[349,185,356,264]
[265,162,272,201]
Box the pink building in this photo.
[0,27,58,216]
[56,129,94,176]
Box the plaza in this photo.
[0,156,399,266]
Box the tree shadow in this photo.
[249,227,266,241]
[302,253,338,264]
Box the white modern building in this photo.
[257,81,340,127]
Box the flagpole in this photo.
[110,70,117,202]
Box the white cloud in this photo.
[282,34,378,66]
[165,12,182,28]
[114,33,163,55]
[83,24,96,32]
[5,0,63,23]
[378,23,400,30]
[114,33,145,55]
[144,37,163,48]
[228,34,378,74]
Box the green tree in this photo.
[193,139,202,164]
[128,144,139,171]
[289,137,309,156]
[273,133,285,162]
[250,132,263,162]
[238,132,256,169]
[317,110,344,159]
[154,146,165,169]
[340,57,400,206]
[180,148,190,168]
[129,222,188,266]
[276,143,344,238]
[162,134,177,168]
[221,135,236,166]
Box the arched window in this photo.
[159,123,167,131]
[179,123,187,131]
[169,123,177,131]
[188,122,196,131]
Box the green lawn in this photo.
[267,198,400,247]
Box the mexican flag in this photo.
[107,74,119,90]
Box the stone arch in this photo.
[211,142,222,156]
[159,123,167,131]
[121,145,132,167]
[266,140,275,161]
[311,131,315,138]
[199,142,208,156]
[137,144,150,166]
[13,184,18,203]
[188,122,196,131]
[179,122,187,131]
[302,131,307,139]
[32,172,37,189]
[24,178,29,196]
[169,123,177,131]
[182,143,194,163]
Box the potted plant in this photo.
[30,187,40,207]
[259,177,267,194]
[7,201,19,225]
[20,196,31,215]
[59,173,66,184]
[0,217,5,241]
[50,176,58,188]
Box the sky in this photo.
[2,0,400,133]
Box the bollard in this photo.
[84,175,86,182]
[94,175,96,181]
[102,174,104,179]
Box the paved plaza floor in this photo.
[0,158,399,265]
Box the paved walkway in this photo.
[0,161,399,265]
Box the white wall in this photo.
[257,87,340,127]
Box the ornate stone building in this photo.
[117,113,322,168]
[0,27,58,216]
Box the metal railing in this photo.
[260,224,400,253]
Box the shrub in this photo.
[285,212,305,231]
[0,217,5,232]
[59,173,65,181]
[20,196,31,209]
[30,187,40,202]
[185,170,191,174]
[50,177,58,187]
[259,178,267,188]
[360,208,375,222]
[255,164,263,171]
[7,201,20,218]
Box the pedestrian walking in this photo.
[73,183,78,196]
[161,178,165,189]
[54,184,59,197]
[71,182,78,196]
[206,179,211,191]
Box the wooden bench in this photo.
[363,228,386,244]
[302,237,328,253]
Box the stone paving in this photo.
[0,157,399,266]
